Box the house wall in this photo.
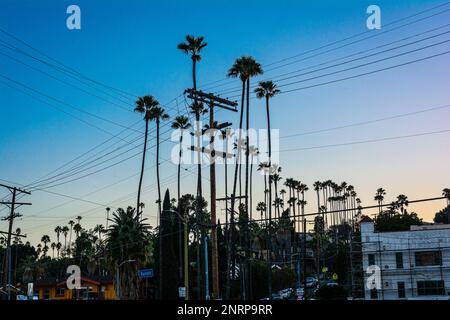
[361,222,450,300]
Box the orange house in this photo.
[34,276,116,300]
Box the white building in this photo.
[361,217,450,300]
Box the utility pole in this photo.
[0,183,31,300]
[185,88,237,299]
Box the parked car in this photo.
[306,276,318,288]
[278,288,294,299]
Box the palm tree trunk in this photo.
[265,94,273,299]
[137,118,149,216]
[178,135,183,287]
[192,57,204,300]
[244,78,251,299]
[225,80,246,299]
[156,118,163,299]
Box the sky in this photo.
[0,0,449,246]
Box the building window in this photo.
[56,288,65,296]
[43,288,50,300]
[417,281,445,296]
[396,252,404,269]
[370,288,378,299]
[397,282,406,298]
[415,251,442,266]
[368,254,375,266]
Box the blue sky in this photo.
[0,0,449,244]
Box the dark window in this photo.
[370,288,378,299]
[398,282,406,298]
[56,288,65,296]
[415,251,442,266]
[417,281,445,296]
[368,254,375,266]
[43,288,50,300]
[396,252,404,269]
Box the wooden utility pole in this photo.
[185,89,237,299]
[0,183,31,300]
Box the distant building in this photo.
[361,218,450,300]
[33,276,116,300]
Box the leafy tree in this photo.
[434,205,450,224]
[106,206,150,300]
[375,209,422,232]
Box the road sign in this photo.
[322,267,328,273]
[332,273,339,281]
[138,269,153,279]
[178,287,186,298]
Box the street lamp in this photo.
[116,259,136,299]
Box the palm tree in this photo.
[396,194,409,214]
[67,220,75,255]
[93,224,105,242]
[61,226,69,253]
[374,188,386,214]
[442,188,450,204]
[54,226,62,244]
[106,206,150,299]
[171,115,191,288]
[249,145,259,219]
[56,242,62,258]
[73,223,82,239]
[134,95,159,216]
[255,79,280,209]
[256,202,266,220]
[177,35,207,94]
[171,115,191,210]
[147,105,170,217]
[41,235,50,257]
[50,242,56,258]
[178,35,207,229]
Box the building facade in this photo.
[361,219,450,300]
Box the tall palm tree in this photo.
[68,220,75,255]
[56,242,62,258]
[374,188,386,214]
[93,224,105,242]
[171,115,191,289]
[41,235,50,257]
[61,226,69,252]
[177,35,207,223]
[249,145,259,219]
[147,105,170,217]
[396,194,409,214]
[171,115,191,210]
[54,226,62,245]
[255,80,279,298]
[73,223,82,239]
[177,35,207,95]
[50,242,56,259]
[134,95,159,216]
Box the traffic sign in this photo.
[138,268,154,279]
[332,273,338,281]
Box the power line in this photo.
[200,2,450,91]
[217,26,450,95]
[279,128,450,153]
[279,103,450,139]
[0,72,141,133]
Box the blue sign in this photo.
[138,268,154,279]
